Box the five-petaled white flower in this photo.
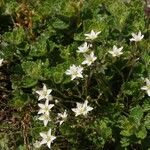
[108,45,123,57]
[65,64,83,80]
[38,100,54,115]
[82,51,97,66]
[77,42,91,53]
[40,129,56,149]
[141,78,150,96]
[57,110,68,125]
[130,31,144,42]
[33,140,41,149]
[84,30,101,40]
[0,59,3,67]
[38,113,51,127]
[72,100,93,116]
[35,84,53,101]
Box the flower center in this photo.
[43,91,47,96]
[44,106,49,112]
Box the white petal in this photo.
[47,141,51,149]
[72,108,77,113]
[108,51,115,55]
[38,95,45,101]
[145,78,150,86]
[87,106,93,112]
[38,103,45,109]
[38,109,44,114]
[44,120,49,126]
[65,70,71,75]
[138,31,141,36]
[51,135,56,142]
[40,139,47,145]
[71,75,76,80]
[48,104,54,109]
[43,84,47,92]
[0,59,4,67]
[119,47,123,51]
[130,38,135,41]
[131,33,137,38]
[47,89,52,95]
[48,129,52,136]
[82,60,87,65]
[141,86,148,90]
[40,132,47,139]
[147,90,150,96]
[59,120,64,125]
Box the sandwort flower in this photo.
[130,31,144,42]
[84,30,101,40]
[77,42,91,53]
[38,113,51,127]
[141,78,150,96]
[72,100,93,116]
[82,51,97,66]
[40,129,56,149]
[108,45,123,57]
[35,84,53,101]
[57,110,68,125]
[65,65,83,80]
[38,100,54,115]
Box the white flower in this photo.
[141,78,150,96]
[38,113,51,127]
[82,51,97,66]
[130,31,144,42]
[72,100,93,116]
[108,45,123,57]
[38,100,54,115]
[65,65,83,80]
[57,110,68,125]
[35,84,53,101]
[33,140,41,149]
[0,59,3,67]
[77,42,91,53]
[40,129,56,149]
[84,30,101,40]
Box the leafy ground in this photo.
[0,0,150,150]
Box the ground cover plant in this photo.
[0,0,150,149]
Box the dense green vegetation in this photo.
[0,0,150,149]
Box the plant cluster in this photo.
[0,0,150,150]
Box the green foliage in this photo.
[0,0,150,149]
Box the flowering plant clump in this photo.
[0,0,150,150]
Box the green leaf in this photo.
[52,18,69,29]
[3,27,26,45]
[120,116,135,137]
[21,76,38,88]
[29,38,47,57]
[142,100,150,112]
[4,1,19,14]
[120,137,130,147]
[51,63,67,83]
[130,105,143,124]
[135,126,147,139]
[10,90,30,109]
[21,60,42,79]
[0,134,9,150]
[144,113,150,130]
